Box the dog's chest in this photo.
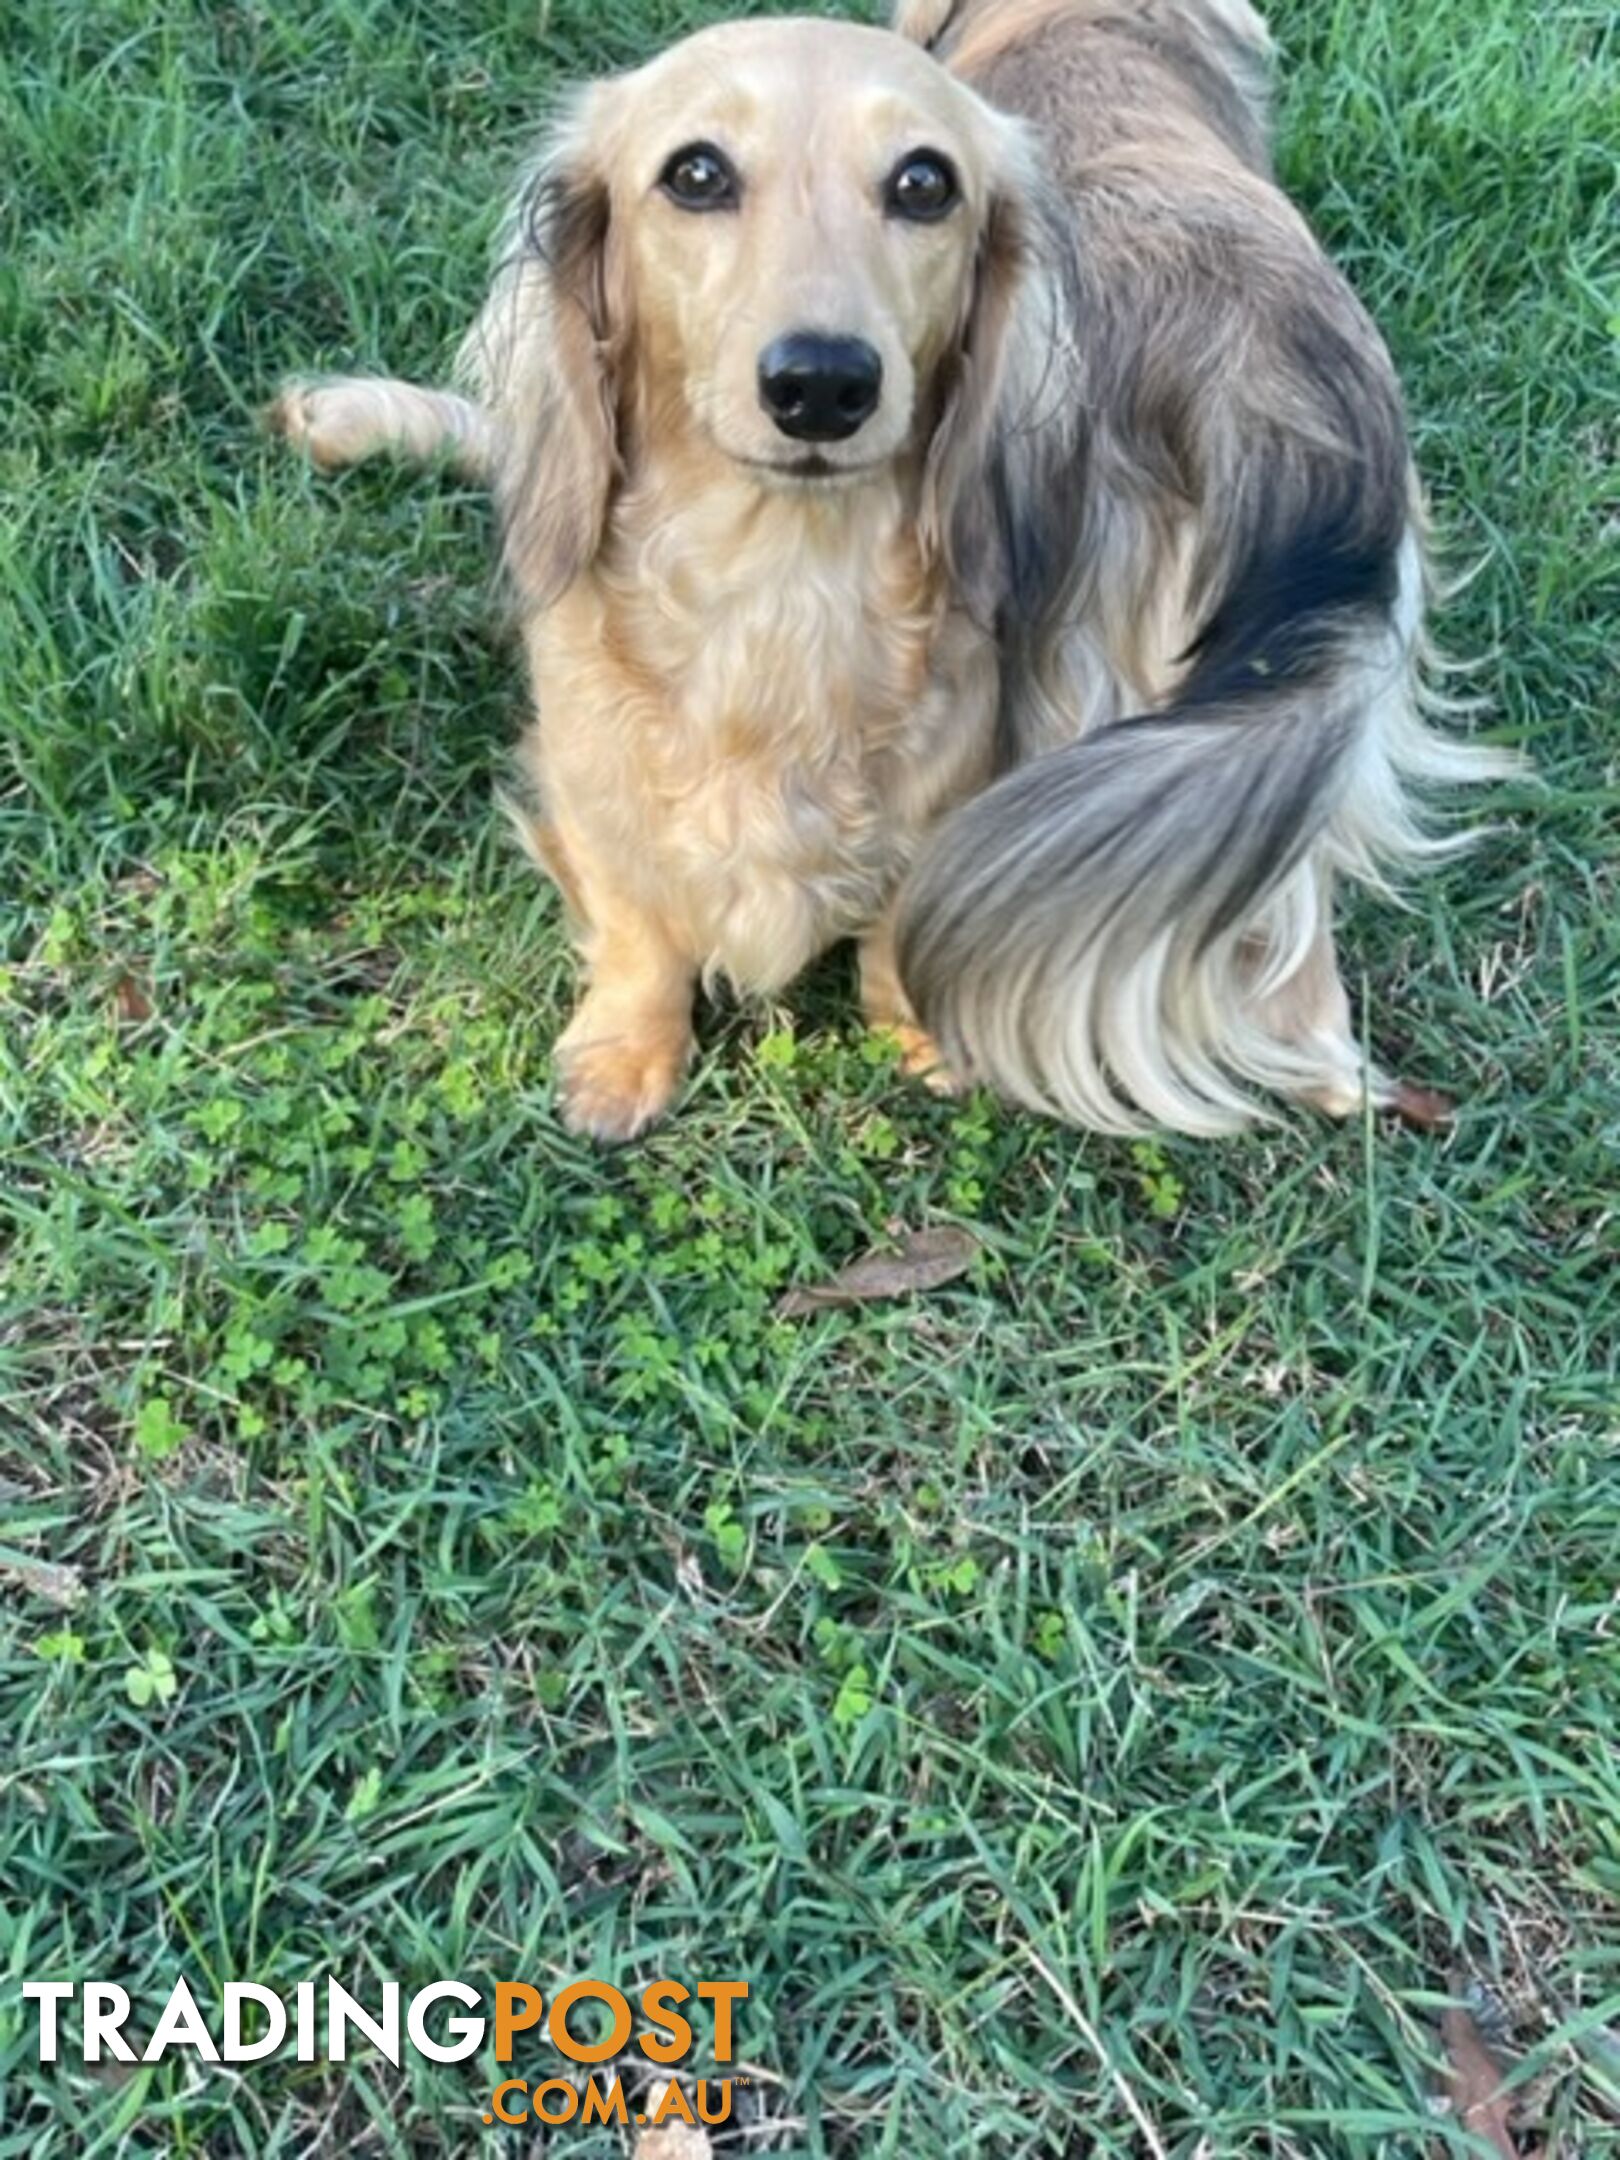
[645,578,928,983]
[566,509,988,991]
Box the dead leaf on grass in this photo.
[1393,1082,1457,1131]
[1441,1997,1521,2159]
[776,1226,981,1318]
[633,2089,712,2160]
[0,1555,86,1608]
[111,972,154,1024]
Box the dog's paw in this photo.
[265,381,371,472]
[265,382,327,462]
[556,1030,688,1146]
[875,1021,964,1098]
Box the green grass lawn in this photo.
[2,0,1617,2152]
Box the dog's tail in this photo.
[269,377,499,484]
[894,502,1514,1134]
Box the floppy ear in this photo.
[892,0,961,45]
[919,136,1058,627]
[464,93,627,609]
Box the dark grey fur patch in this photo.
[895,0,1419,1123]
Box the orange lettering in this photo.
[697,1981,749,2063]
[581,2075,631,2125]
[494,1983,544,2064]
[639,1980,693,2065]
[697,2080,734,2125]
[549,1981,633,2065]
[533,2078,581,2126]
[490,2080,529,2126]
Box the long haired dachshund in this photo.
[273,0,1512,1142]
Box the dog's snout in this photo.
[758,334,884,443]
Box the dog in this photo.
[272,0,1512,1143]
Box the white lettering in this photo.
[143,1976,221,2063]
[406,1982,484,2063]
[22,1982,73,2063]
[84,1983,137,2064]
[327,1979,401,2066]
[295,1979,317,2062]
[223,1983,288,2063]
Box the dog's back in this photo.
[904,0,1410,738]
[902,0,1274,177]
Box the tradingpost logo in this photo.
[24,1975,751,2131]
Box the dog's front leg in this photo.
[859,911,961,1097]
[269,377,498,483]
[555,888,695,1146]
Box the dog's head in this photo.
[485,17,1050,605]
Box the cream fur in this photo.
[272,4,1513,1143]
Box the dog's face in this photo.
[492,19,1043,601]
[599,19,1022,485]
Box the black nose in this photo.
[758,334,884,443]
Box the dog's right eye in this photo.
[659,143,741,211]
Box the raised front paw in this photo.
[555,1022,690,1145]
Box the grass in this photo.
[0,0,1616,2152]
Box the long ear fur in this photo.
[891,0,961,45]
[919,130,1081,636]
[461,93,626,609]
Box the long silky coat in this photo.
[274,0,1511,1141]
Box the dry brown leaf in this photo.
[633,2091,713,2160]
[111,972,154,1023]
[0,1556,86,1608]
[776,1226,981,1318]
[1441,2000,1520,2159]
[1393,1082,1457,1131]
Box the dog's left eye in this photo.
[885,150,960,222]
[660,142,741,211]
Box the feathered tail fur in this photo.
[894,409,1527,1136]
[896,514,1509,1133]
[887,0,1519,1135]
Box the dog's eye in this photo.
[660,142,741,211]
[885,149,960,222]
